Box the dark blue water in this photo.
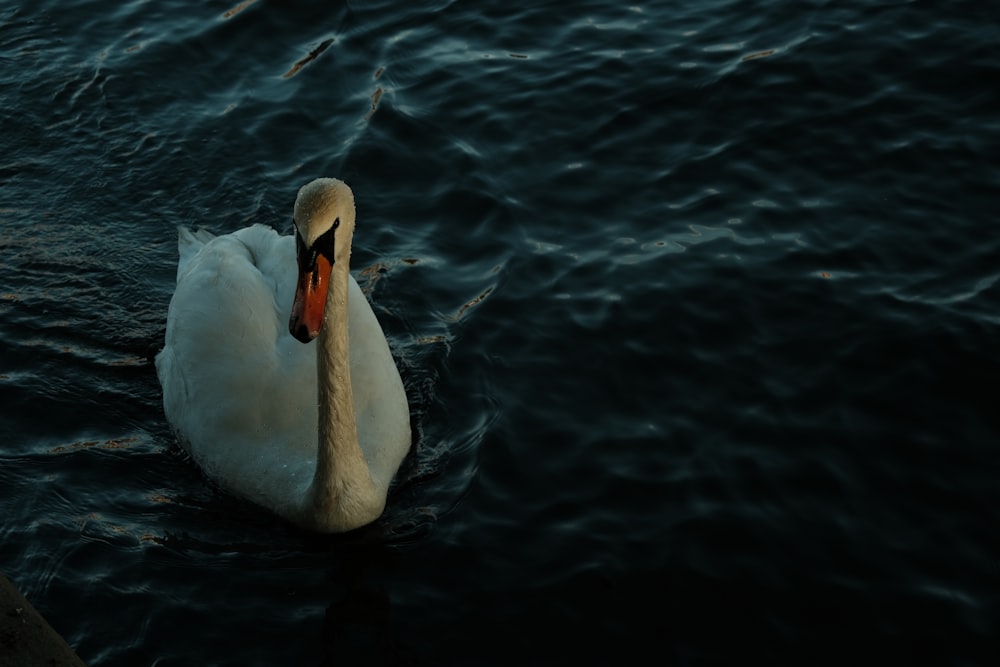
[2,1,998,664]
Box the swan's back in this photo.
[155,223,410,518]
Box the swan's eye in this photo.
[332,217,340,230]
[313,223,337,263]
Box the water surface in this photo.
[1,1,998,664]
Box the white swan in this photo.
[155,178,411,532]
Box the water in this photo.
[2,1,998,664]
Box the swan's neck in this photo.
[304,250,384,531]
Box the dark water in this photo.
[2,1,998,664]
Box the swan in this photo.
[155,178,411,532]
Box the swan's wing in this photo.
[156,225,318,503]
[346,275,411,491]
[176,226,217,277]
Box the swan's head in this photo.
[289,178,357,343]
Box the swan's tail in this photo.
[176,226,216,273]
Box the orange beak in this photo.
[289,250,333,343]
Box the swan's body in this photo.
[155,178,411,532]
